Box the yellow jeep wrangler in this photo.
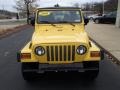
[17,7,104,80]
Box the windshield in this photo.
[37,10,82,24]
[106,12,117,18]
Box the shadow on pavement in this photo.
[24,72,96,89]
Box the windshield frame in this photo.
[37,9,82,24]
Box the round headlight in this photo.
[35,46,45,56]
[76,45,87,55]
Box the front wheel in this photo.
[21,63,38,81]
[84,69,99,80]
[90,17,93,21]
[22,71,38,81]
[83,61,99,80]
[95,19,100,24]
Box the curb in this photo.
[89,37,120,65]
[0,24,31,40]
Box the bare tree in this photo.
[83,3,91,11]
[92,0,118,14]
[73,3,80,7]
[14,0,38,24]
[104,0,118,12]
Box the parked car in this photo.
[88,14,101,20]
[94,11,117,24]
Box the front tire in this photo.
[83,61,99,80]
[90,17,93,21]
[95,19,99,24]
[84,69,99,80]
[21,63,38,81]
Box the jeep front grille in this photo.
[46,45,75,61]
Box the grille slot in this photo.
[64,46,67,61]
[46,46,50,61]
[72,46,75,61]
[60,46,62,61]
[68,46,71,61]
[51,46,54,61]
[46,45,75,61]
[55,46,58,61]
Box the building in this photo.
[116,0,120,28]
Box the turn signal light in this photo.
[20,53,31,59]
[90,51,100,57]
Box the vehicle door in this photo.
[106,12,116,23]
[110,12,116,23]
[104,13,112,23]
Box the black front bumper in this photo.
[23,62,99,73]
[39,63,84,73]
[39,64,98,73]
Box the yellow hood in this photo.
[32,24,89,44]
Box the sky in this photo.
[0,0,107,12]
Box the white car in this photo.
[88,14,101,20]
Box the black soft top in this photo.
[37,7,81,10]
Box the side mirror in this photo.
[30,17,35,26]
[84,18,89,25]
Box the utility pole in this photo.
[2,4,4,10]
[103,0,105,14]
[116,0,120,28]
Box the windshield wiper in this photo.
[40,21,56,27]
[58,21,75,27]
